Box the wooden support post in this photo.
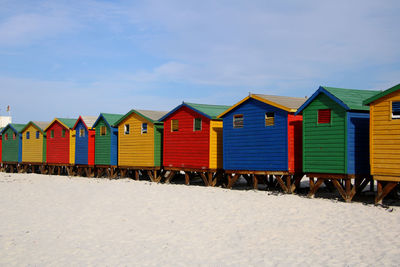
[252,175,258,190]
[375,181,398,204]
[135,170,139,181]
[185,172,190,185]
[275,175,288,193]
[200,172,209,186]
[307,178,324,198]
[227,174,240,189]
[208,172,217,187]
[165,171,176,184]
[286,175,292,193]
[147,170,155,182]
[57,166,61,176]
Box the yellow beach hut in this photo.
[364,83,400,203]
[114,109,167,181]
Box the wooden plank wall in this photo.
[22,124,44,163]
[2,128,20,162]
[163,106,210,169]
[222,98,288,171]
[46,122,70,164]
[302,93,347,174]
[347,112,370,175]
[94,119,111,165]
[209,120,223,169]
[370,90,400,176]
[118,113,155,167]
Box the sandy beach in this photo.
[0,172,399,266]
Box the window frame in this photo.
[193,118,202,131]
[233,114,244,128]
[50,130,54,138]
[391,101,400,120]
[171,119,179,132]
[62,129,66,138]
[124,124,130,135]
[26,131,30,139]
[79,128,85,137]
[317,109,332,124]
[141,123,148,134]
[13,133,16,140]
[265,112,275,127]
[4,133,8,141]
[100,126,107,136]
[36,131,40,139]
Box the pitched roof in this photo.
[93,113,124,128]
[0,123,26,135]
[218,94,306,118]
[160,102,231,121]
[115,109,168,126]
[80,116,98,128]
[44,118,77,132]
[22,121,50,133]
[363,83,400,105]
[73,116,98,130]
[295,86,380,115]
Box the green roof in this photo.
[185,102,231,119]
[1,123,26,134]
[323,86,380,111]
[102,113,124,125]
[58,118,77,129]
[363,83,400,105]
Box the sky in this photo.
[0,0,399,123]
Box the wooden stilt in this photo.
[227,174,240,189]
[200,173,209,186]
[252,175,258,189]
[147,170,155,182]
[375,181,397,204]
[135,170,139,181]
[184,172,190,185]
[275,175,288,192]
[165,171,176,184]
[307,178,324,198]
[208,172,217,187]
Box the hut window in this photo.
[62,129,66,137]
[79,128,85,137]
[233,114,243,128]
[4,133,8,140]
[124,124,130,135]
[13,133,16,140]
[171,120,179,132]
[392,101,400,119]
[26,132,30,139]
[36,131,40,139]
[141,123,148,134]
[50,130,54,138]
[100,126,107,136]
[318,109,331,124]
[194,118,202,131]
[265,112,275,126]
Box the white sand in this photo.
[0,173,399,266]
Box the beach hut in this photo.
[363,83,400,203]
[72,116,97,176]
[295,86,379,202]
[114,109,167,181]
[44,118,77,175]
[20,121,49,173]
[92,113,123,178]
[0,123,25,172]
[217,94,306,192]
[159,102,230,186]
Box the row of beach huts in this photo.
[1,84,400,204]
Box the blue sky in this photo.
[1,0,399,123]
